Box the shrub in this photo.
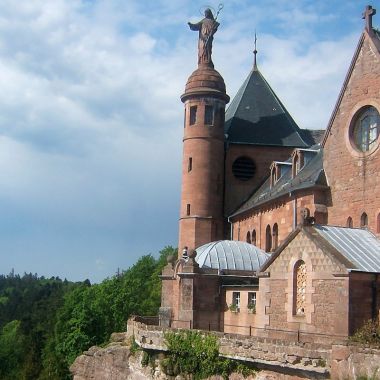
[351,319,380,346]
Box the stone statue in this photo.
[188,8,219,66]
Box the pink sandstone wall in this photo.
[261,230,350,338]
[323,32,380,235]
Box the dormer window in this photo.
[292,150,305,178]
[270,161,291,187]
[270,165,277,188]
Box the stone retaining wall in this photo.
[127,318,330,378]
[331,344,380,380]
[128,318,380,379]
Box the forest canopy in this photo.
[0,246,175,380]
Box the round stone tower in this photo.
[178,63,229,255]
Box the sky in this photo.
[0,0,378,282]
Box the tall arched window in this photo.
[270,167,276,188]
[252,230,257,246]
[346,217,353,228]
[246,231,251,244]
[272,223,279,250]
[294,260,306,316]
[361,212,368,228]
[265,225,272,252]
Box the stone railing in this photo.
[126,317,330,378]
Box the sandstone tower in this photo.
[178,9,229,255]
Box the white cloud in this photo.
[0,0,372,281]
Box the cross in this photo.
[362,5,376,32]
[253,31,258,69]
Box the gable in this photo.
[323,30,380,149]
[322,28,380,229]
[262,229,347,276]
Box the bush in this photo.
[351,319,380,346]
[163,330,256,379]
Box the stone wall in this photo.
[224,145,295,217]
[127,319,331,378]
[323,31,380,235]
[349,272,380,334]
[262,230,350,338]
[231,190,326,252]
[331,344,380,380]
[72,320,380,380]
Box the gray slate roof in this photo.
[231,147,327,217]
[224,67,309,147]
[313,225,380,273]
[195,240,269,271]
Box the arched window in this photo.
[252,230,257,246]
[272,223,279,250]
[270,166,276,188]
[292,150,304,178]
[294,260,306,316]
[246,231,251,244]
[265,225,272,252]
[377,214,380,233]
[346,217,353,228]
[361,212,368,228]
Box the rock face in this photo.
[70,333,154,380]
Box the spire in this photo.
[253,31,258,71]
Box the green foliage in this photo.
[351,319,380,346]
[0,320,26,379]
[247,302,256,314]
[163,330,256,380]
[129,336,140,355]
[357,368,379,380]
[0,246,176,379]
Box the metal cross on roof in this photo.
[362,5,376,32]
[253,31,258,70]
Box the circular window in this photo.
[351,106,380,152]
[232,156,256,181]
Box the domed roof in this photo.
[195,240,269,271]
[181,65,229,103]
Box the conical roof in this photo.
[225,66,309,147]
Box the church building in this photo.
[160,5,380,341]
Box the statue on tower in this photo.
[188,7,220,66]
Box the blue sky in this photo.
[0,0,378,282]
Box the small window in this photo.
[270,167,276,188]
[361,212,368,228]
[204,105,214,125]
[246,231,251,244]
[252,230,256,246]
[188,157,192,172]
[272,223,279,250]
[265,225,272,252]
[190,106,197,125]
[292,151,304,178]
[248,292,256,313]
[352,106,380,152]
[186,204,191,216]
[294,260,306,316]
[346,217,353,228]
[232,292,240,311]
